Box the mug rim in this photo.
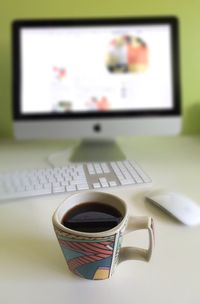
[52,191,128,237]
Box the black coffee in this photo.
[62,202,123,233]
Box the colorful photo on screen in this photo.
[106,35,149,73]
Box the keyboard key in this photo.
[66,185,77,192]
[87,163,95,175]
[94,163,102,174]
[53,186,65,193]
[77,184,90,191]
[99,177,109,188]
[92,183,101,189]
[120,179,135,186]
[101,162,110,173]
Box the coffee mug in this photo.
[52,191,155,280]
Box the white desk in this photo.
[0,136,200,304]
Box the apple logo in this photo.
[93,124,101,132]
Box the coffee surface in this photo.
[62,202,123,232]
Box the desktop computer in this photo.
[12,16,181,162]
[0,16,182,201]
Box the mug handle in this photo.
[119,216,155,263]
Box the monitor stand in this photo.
[69,139,126,162]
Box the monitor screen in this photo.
[20,23,174,115]
[13,17,180,117]
[12,16,181,153]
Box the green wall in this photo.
[1,0,200,138]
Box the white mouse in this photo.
[146,190,200,226]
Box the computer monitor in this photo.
[12,16,181,161]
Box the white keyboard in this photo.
[0,160,152,201]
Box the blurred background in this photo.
[1,0,200,139]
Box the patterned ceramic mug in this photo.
[52,191,155,280]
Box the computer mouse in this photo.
[145,190,200,226]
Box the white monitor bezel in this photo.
[12,16,181,139]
